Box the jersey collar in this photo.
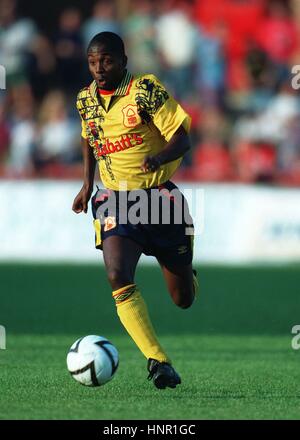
[89,71,133,99]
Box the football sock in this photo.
[112,284,171,364]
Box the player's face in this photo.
[87,44,127,90]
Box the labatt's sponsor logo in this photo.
[95,133,143,157]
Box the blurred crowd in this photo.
[1,0,300,184]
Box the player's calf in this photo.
[112,283,171,364]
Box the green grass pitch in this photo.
[0,263,300,419]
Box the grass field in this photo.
[0,334,299,420]
[0,263,300,419]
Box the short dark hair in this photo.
[87,32,125,56]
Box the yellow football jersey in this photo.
[76,71,191,190]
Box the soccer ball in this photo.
[66,335,119,386]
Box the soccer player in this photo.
[72,32,198,389]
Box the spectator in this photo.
[33,90,81,175]
[260,82,300,141]
[194,21,227,106]
[154,0,198,99]
[255,0,298,65]
[0,98,10,170]
[192,139,233,181]
[197,106,230,144]
[232,139,276,183]
[277,114,300,184]
[26,34,57,99]
[233,80,300,144]
[6,83,36,177]
[0,0,37,86]
[194,0,266,92]
[123,0,160,76]
[191,107,232,181]
[226,44,275,117]
[81,0,121,51]
[255,0,299,86]
[54,8,84,94]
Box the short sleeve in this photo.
[135,75,191,142]
[152,95,191,142]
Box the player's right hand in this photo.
[72,186,93,214]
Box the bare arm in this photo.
[72,137,96,214]
[141,125,191,172]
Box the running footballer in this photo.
[72,32,198,389]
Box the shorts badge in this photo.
[104,216,117,232]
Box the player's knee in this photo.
[178,297,194,309]
[107,269,131,290]
[171,288,194,309]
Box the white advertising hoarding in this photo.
[0,180,300,264]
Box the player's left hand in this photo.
[141,155,161,173]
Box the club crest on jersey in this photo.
[104,216,117,232]
[122,104,139,128]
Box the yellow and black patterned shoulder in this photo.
[134,74,169,123]
[76,86,91,113]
